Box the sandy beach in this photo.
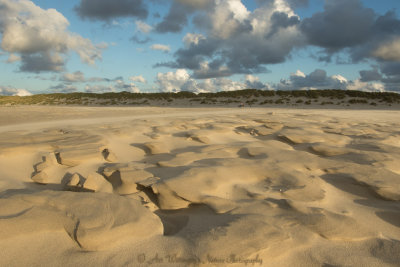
[0,106,399,266]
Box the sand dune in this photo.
[0,106,399,266]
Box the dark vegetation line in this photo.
[0,89,399,105]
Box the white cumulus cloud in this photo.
[347,80,385,92]
[129,75,147,83]
[156,69,191,92]
[61,71,85,82]
[0,0,105,73]
[0,86,32,96]
[135,20,152,33]
[150,44,171,53]
[155,69,252,93]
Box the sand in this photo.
[0,106,399,266]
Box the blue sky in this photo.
[0,0,399,95]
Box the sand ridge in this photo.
[0,106,399,266]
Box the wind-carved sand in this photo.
[0,106,399,266]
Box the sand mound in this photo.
[0,191,163,251]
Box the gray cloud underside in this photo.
[276,69,347,90]
[130,35,152,44]
[360,69,382,82]
[155,0,305,78]
[75,0,148,20]
[256,0,309,9]
[155,2,192,33]
[151,0,400,93]
[359,62,400,91]
[301,0,375,52]
[154,0,213,33]
[301,0,400,62]
[49,83,78,93]
[19,52,65,73]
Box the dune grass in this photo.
[0,89,399,106]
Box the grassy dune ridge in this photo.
[1,89,399,107]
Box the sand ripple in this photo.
[0,107,399,266]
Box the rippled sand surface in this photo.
[0,106,399,266]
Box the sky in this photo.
[0,0,399,96]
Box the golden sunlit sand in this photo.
[0,106,399,266]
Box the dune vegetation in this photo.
[0,89,399,107]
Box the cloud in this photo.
[284,0,309,8]
[19,52,65,73]
[75,0,147,21]
[373,37,400,61]
[0,86,32,96]
[87,76,123,82]
[84,84,115,93]
[359,69,382,82]
[155,1,191,33]
[135,20,152,33]
[244,75,269,90]
[150,44,171,53]
[0,0,104,73]
[201,77,246,92]
[49,83,78,93]
[374,62,400,91]
[256,0,309,9]
[154,0,400,79]
[61,71,85,83]
[130,35,151,44]
[115,80,140,93]
[83,79,141,93]
[192,61,232,79]
[273,68,393,92]
[154,0,213,33]
[110,19,133,28]
[156,69,191,92]
[50,73,130,93]
[380,62,400,78]
[275,69,348,90]
[175,0,213,9]
[300,0,400,62]
[156,0,304,78]
[183,33,206,47]
[346,80,385,92]
[6,54,21,63]
[31,74,58,81]
[201,0,251,40]
[60,71,127,84]
[130,75,147,83]
[357,63,400,91]
[300,0,374,53]
[155,68,258,93]
[267,11,300,38]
